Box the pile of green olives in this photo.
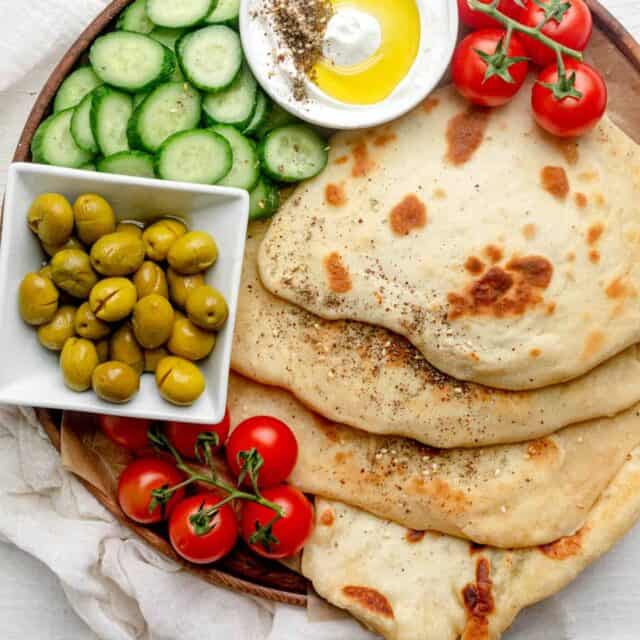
[19,192,229,407]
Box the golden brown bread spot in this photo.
[324,252,352,294]
[462,558,494,640]
[539,526,591,560]
[530,348,542,358]
[546,302,557,315]
[373,131,397,147]
[582,331,605,360]
[594,193,606,207]
[505,255,554,288]
[422,96,440,113]
[334,155,348,165]
[566,251,575,262]
[405,529,425,543]
[574,192,588,208]
[589,249,600,264]
[433,187,447,199]
[313,414,340,442]
[606,277,636,300]
[342,586,394,619]
[471,268,514,305]
[587,222,604,245]
[469,352,480,362]
[527,438,558,459]
[465,257,485,275]
[409,477,470,513]
[446,108,490,166]
[578,170,598,182]
[484,244,503,263]
[541,166,570,199]
[325,183,347,207]
[320,508,335,526]
[522,224,537,240]
[351,140,375,178]
[334,451,350,464]
[555,138,579,165]
[389,195,427,236]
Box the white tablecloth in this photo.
[1,2,640,639]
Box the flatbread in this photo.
[228,373,640,548]
[258,82,640,390]
[234,222,640,447]
[302,457,640,640]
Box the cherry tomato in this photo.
[452,29,529,107]
[169,493,238,564]
[165,409,230,460]
[226,416,298,489]
[241,485,314,559]
[98,414,151,451]
[532,61,607,137]
[457,0,523,30]
[519,0,592,67]
[117,458,185,524]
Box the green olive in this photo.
[50,249,98,299]
[166,268,205,309]
[96,338,110,363]
[73,194,116,245]
[167,231,218,275]
[37,306,76,351]
[90,232,145,277]
[167,315,216,361]
[116,221,143,238]
[133,261,169,299]
[42,236,85,258]
[28,193,74,246]
[132,294,175,349]
[142,219,187,261]
[89,278,137,322]
[109,323,145,375]
[60,337,99,391]
[92,361,140,403]
[155,356,205,406]
[74,302,111,340]
[19,272,59,325]
[185,285,228,331]
[144,346,169,373]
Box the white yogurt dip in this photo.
[322,7,382,67]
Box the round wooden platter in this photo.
[9,0,640,608]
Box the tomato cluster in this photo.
[99,412,314,565]
[453,0,607,137]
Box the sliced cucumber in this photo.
[133,91,150,108]
[98,151,156,178]
[259,125,328,183]
[249,176,280,221]
[254,102,299,139]
[89,32,176,92]
[205,0,239,26]
[70,90,99,154]
[79,162,97,171]
[116,0,154,34]
[128,82,201,152]
[53,67,102,112]
[209,124,260,190]
[91,86,134,156]
[31,109,94,168]
[149,27,187,80]
[244,90,270,137]
[156,129,232,184]
[177,25,242,93]
[203,63,257,130]
[147,0,215,28]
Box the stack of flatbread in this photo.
[229,80,640,639]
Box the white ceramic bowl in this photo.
[0,163,249,424]
[240,0,458,130]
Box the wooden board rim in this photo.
[8,0,640,609]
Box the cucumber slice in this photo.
[147,0,215,28]
[98,151,156,178]
[209,124,260,190]
[79,162,97,171]
[156,129,232,184]
[31,109,94,168]
[202,63,257,130]
[259,125,328,183]
[128,82,202,152]
[70,90,99,154]
[254,102,299,139]
[176,25,242,93]
[205,0,239,26]
[53,67,102,112]
[149,27,187,80]
[133,91,149,108]
[91,86,134,156]
[89,32,176,92]
[249,176,280,221]
[116,0,154,34]
[244,90,270,137]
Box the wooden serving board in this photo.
[9,0,640,607]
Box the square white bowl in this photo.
[0,163,249,424]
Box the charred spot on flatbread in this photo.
[465,257,485,275]
[373,131,397,147]
[342,586,394,619]
[589,250,600,264]
[422,97,440,113]
[405,529,426,543]
[323,252,352,294]
[462,558,495,640]
[582,331,605,360]
[446,108,490,166]
[527,438,558,460]
[320,508,335,526]
[587,222,604,245]
[484,245,503,264]
[351,139,375,178]
[389,195,427,236]
[574,192,588,208]
[505,256,553,288]
[325,183,347,207]
[606,277,636,300]
[541,166,569,199]
[522,224,537,240]
[539,526,591,560]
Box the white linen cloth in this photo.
[1,2,640,639]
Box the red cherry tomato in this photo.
[532,61,607,137]
[165,409,230,460]
[169,493,238,564]
[241,485,314,559]
[98,415,151,451]
[226,416,298,489]
[452,29,529,107]
[519,0,592,67]
[117,458,185,524]
[457,0,523,29]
